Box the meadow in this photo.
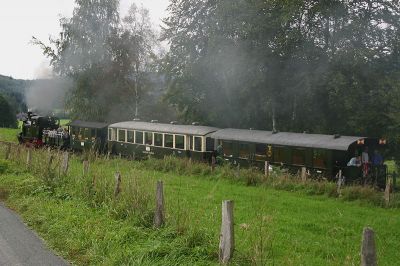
[0,139,399,265]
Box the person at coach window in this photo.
[372,150,383,166]
[361,147,370,177]
[347,156,361,167]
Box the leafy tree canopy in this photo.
[0,93,17,128]
[162,0,400,141]
[34,0,171,122]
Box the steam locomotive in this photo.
[18,114,388,186]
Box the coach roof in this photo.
[211,128,365,151]
[68,120,109,129]
[109,121,219,136]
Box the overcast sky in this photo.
[0,0,169,80]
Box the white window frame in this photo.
[108,128,112,141]
[164,133,174,148]
[108,128,117,141]
[154,132,164,147]
[144,131,153,146]
[134,130,144,144]
[117,129,127,142]
[192,136,204,152]
[127,130,135,143]
[174,134,186,150]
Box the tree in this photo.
[162,0,400,137]
[0,94,17,128]
[34,0,163,122]
[121,3,158,118]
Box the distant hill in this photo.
[0,75,28,113]
[0,75,67,118]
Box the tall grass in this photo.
[138,155,399,208]
[1,142,400,265]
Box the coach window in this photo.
[206,137,214,151]
[127,130,134,143]
[175,135,185,149]
[222,141,233,157]
[313,149,327,169]
[145,132,153,145]
[165,134,173,148]
[90,128,96,139]
[193,136,202,151]
[239,143,250,159]
[118,129,126,142]
[255,144,267,161]
[274,146,285,163]
[292,148,306,166]
[154,133,163,147]
[135,131,143,144]
[108,128,116,141]
[72,127,78,139]
[84,128,90,140]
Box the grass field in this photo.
[0,142,399,265]
[0,127,19,142]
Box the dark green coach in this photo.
[68,120,109,152]
[210,128,387,184]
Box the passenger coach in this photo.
[107,121,218,161]
[68,120,109,152]
[211,129,387,184]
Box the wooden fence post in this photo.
[5,143,11,160]
[301,167,307,182]
[62,152,69,175]
[219,200,234,264]
[264,161,269,178]
[107,151,111,160]
[384,177,392,206]
[211,156,216,172]
[114,172,122,197]
[154,181,165,228]
[83,160,90,176]
[16,146,21,161]
[361,227,377,266]
[235,164,240,178]
[26,148,32,167]
[47,154,54,171]
[337,170,343,196]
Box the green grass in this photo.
[0,127,19,143]
[0,145,400,265]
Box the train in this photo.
[18,113,388,186]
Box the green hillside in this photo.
[0,75,28,113]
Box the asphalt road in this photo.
[0,203,69,266]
